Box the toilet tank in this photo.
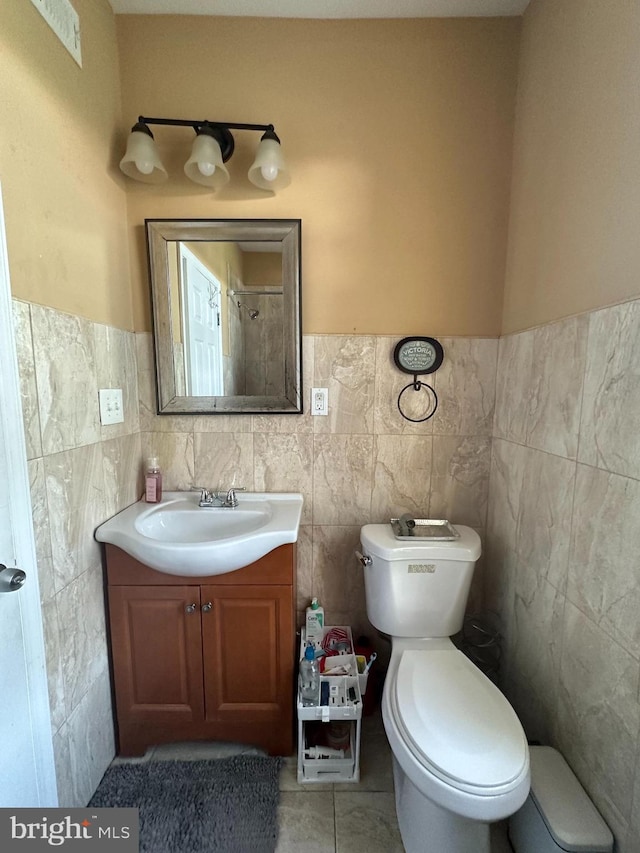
[360,524,481,637]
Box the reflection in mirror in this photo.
[146,219,302,415]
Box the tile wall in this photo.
[14,302,498,807]
[13,300,143,807]
[487,300,640,853]
[137,332,499,638]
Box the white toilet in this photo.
[359,523,530,853]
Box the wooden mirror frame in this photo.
[146,218,302,415]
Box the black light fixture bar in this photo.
[138,116,275,134]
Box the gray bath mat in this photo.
[89,755,284,853]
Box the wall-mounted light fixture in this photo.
[119,116,290,192]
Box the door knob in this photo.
[0,564,27,593]
[185,603,197,614]
[202,602,213,613]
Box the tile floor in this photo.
[112,709,515,852]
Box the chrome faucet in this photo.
[193,486,245,508]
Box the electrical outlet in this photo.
[311,387,328,416]
[99,389,124,425]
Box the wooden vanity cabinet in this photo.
[104,544,296,757]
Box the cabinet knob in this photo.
[185,603,197,614]
[202,602,213,613]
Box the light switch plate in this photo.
[99,388,124,425]
[311,387,328,416]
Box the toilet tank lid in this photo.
[360,523,481,562]
[528,747,613,852]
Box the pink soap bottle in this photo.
[145,457,163,503]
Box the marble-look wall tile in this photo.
[579,300,640,480]
[16,302,143,808]
[254,433,313,525]
[45,443,106,592]
[429,436,491,527]
[13,299,42,459]
[371,435,432,522]
[486,440,575,611]
[193,414,254,434]
[506,574,565,739]
[95,324,139,440]
[512,447,575,593]
[31,306,100,454]
[627,764,640,853]
[142,431,195,491]
[63,670,115,807]
[485,439,523,620]
[28,457,55,604]
[135,332,195,434]
[52,724,74,808]
[465,536,486,616]
[525,317,588,458]
[567,464,640,659]
[295,525,313,614]
[494,317,587,459]
[555,601,640,835]
[57,564,109,716]
[40,598,66,735]
[373,336,435,436]
[193,432,254,491]
[102,433,144,516]
[494,330,533,445]
[313,335,375,434]
[313,435,374,525]
[311,525,366,618]
[489,302,640,853]
[252,335,314,434]
[431,337,498,436]
[504,675,556,747]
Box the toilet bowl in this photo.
[359,523,530,853]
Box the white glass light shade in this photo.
[119,129,167,184]
[248,137,291,191]
[184,134,230,188]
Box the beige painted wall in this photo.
[502,0,640,334]
[243,252,282,286]
[0,0,132,330]
[116,16,520,337]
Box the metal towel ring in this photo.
[397,379,438,423]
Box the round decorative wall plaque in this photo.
[392,336,444,423]
[393,336,444,375]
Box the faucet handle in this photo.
[225,486,246,506]
[192,486,209,501]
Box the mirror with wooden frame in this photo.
[146,218,302,415]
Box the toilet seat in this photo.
[390,648,528,797]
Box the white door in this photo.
[179,244,224,396]
[0,184,57,806]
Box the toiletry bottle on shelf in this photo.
[305,597,325,646]
[299,642,320,706]
[145,457,163,503]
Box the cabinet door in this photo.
[109,586,205,726]
[201,585,294,724]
